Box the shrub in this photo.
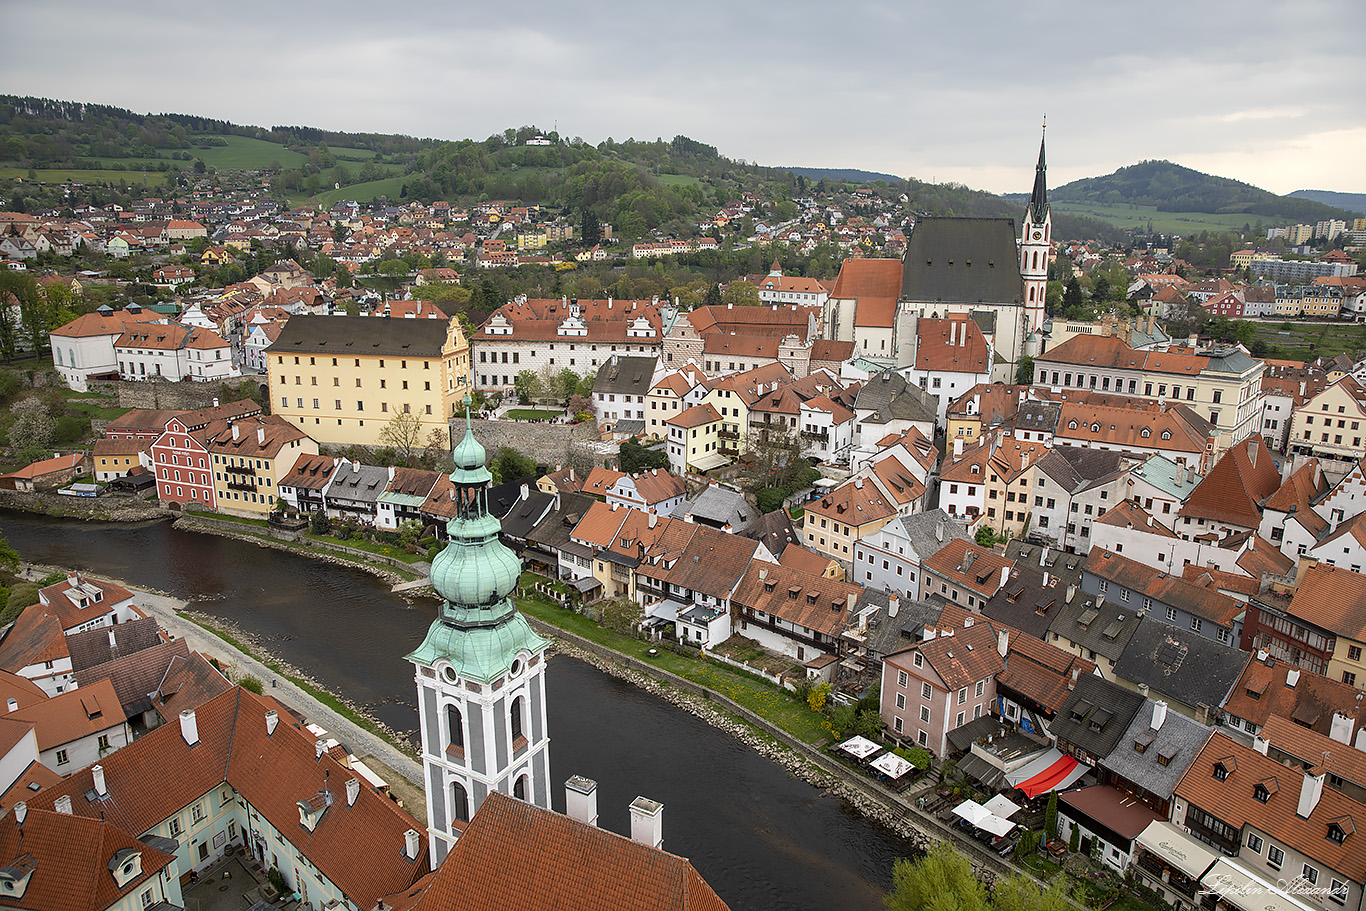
[806,682,830,712]
[309,512,331,535]
[239,675,264,695]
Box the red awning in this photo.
[1018,754,1079,799]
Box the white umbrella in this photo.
[952,799,993,827]
[870,752,914,779]
[838,736,881,760]
[977,814,1016,838]
[984,794,1022,819]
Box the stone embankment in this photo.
[0,489,165,522]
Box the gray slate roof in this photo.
[857,591,941,661]
[739,509,799,557]
[526,492,597,554]
[593,356,657,396]
[887,509,970,562]
[855,370,937,426]
[272,313,448,357]
[677,485,753,531]
[500,489,556,541]
[900,218,1024,305]
[1055,675,1146,761]
[980,565,1062,641]
[1047,593,1140,665]
[1112,618,1250,713]
[65,616,163,673]
[1015,401,1061,435]
[326,462,392,506]
[1101,700,1212,801]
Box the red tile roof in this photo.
[914,318,991,374]
[731,561,860,638]
[1285,562,1366,640]
[404,792,729,911]
[1179,439,1280,529]
[1222,656,1366,738]
[830,258,902,329]
[922,539,1014,598]
[1084,549,1242,628]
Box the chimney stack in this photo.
[179,709,199,746]
[54,795,72,815]
[5,699,15,713]
[997,627,1009,658]
[315,739,326,760]
[1253,734,1271,755]
[346,777,360,807]
[257,425,266,446]
[1151,700,1168,731]
[404,829,421,860]
[629,797,664,849]
[92,764,107,797]
[1286,669,1301,688]
[108,628,117,649]
[14,803,25,826]
[1329,712,1353,745]
[888,594,900,617]
[999,565,1010,590]
[520,483,529,501]
[565,776,598,827]
[648,512,658,528]
[232,423,240,442]
[1298,769,1326,818]
[266,710,279,736]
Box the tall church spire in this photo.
[1027,122,1048,226]
[408,397,552,867]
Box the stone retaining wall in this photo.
[469,419,599,468]
[113,378,267,412]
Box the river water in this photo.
[0,512,914,910]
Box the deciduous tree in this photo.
[7,397,54,464]
[885,842,989,911]
[378,411,424,465]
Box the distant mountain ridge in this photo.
[1288,189,1366,217]
[778,166,903,184]
[1053,160,1356,223]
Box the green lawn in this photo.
[181,136,308,170]
[505,408,563,420]
[1054,201,1263,235]
[330,146,378,161]
[514,582,829,744]
[2,168,171,186]
[1249,320,1366,361]
[306,533,429,564]
[304,176,407,207]
[654,173,703,188]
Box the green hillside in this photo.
[1054,160,1355,222]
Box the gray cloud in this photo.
[2,0,1362,195]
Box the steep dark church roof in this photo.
[900,218,1024,306]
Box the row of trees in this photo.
[0,271,91,362]
[885,843,1080,911]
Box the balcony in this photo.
[223,464,257,477]
[801,430,829,442]
[227,481,258,492]
[718,429,740,441]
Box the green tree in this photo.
[490,446,537,485]
[514,369,543,404]
[0,532,19,576]
[1044,789,1058,841]
[1062,276,1085,316]
[378,411,425,465]
[619,439,669,473]
[885,842,989,911]
[974,525,999,549]
[7,397,54,464]
[721,280,760,307]
[992,876,1076,911]
[1014,356,1034,386]
[703,283,723,307]
[580,207,602,248]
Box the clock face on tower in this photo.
[1032,230,1043,240]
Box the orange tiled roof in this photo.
[830,258,902,329]
[1084,549,1242,628]
[1285,562,1366,640]
[1179,439,1280,529]
[732,561,860,638]
[922,538,1015,598]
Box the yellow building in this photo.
[205,414,318,517]
[268,314,468,449]
[803,476,896,564]
[666,404,725,474]
[1289,376,1366,466]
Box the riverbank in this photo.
[0,488,164,522]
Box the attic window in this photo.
[1088,708,1112,732]
[806,593,817,605]
[971,465,979,474]
[1213,761,1231,782]
[1157,747,1177,766]
[789,586,801,600]
[1077,608,1100,629]
[1068,421,1077,430]
[764,582,775,593]
[1253,780,1276,803]
[1133,731,1156,753]
[1141,429,1151,438]
[1327,820,1351,845]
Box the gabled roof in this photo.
[1179,439,1280,529]
[1102,700,1212,801]
[913,318,991,374]
[921,539,1014,598]
[0,606,68,673]
[280,454,338,492]
[829,258,903,328]
[64,616,162,673]
[36,686,427,910]
[1174,732,1366,881]
[1084,550,1243,629]
[403,792,728,911]
[899,620,1004,691]
[1284,562,1366,640]
[1055,675,1146,760]
[666,403,721,429]
[273,313,448,357]
[1112,618,1250,712]
[1222,653,1366,738]
[806,477,896,529]
[732,561,860,639]
[854,370,936,426]
[899,218,1024,306]
[662,526,758,600]
[8,677,122,752]
[593,356,657,396]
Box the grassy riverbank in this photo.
[514,580,831,745]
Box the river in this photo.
[0,511,914,910]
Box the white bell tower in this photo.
[1020,123,1051,336]
[409,403,551,869]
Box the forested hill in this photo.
[1288,189,1366,216]
[1053,160,1356,222]
[779,166,903,183]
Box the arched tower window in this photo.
[1032,251,1039,270]
[510,696,524,741]
[451,782,469,823]
[1029,287,1035,302]
[446,704,463,750]
[513,774,528,800]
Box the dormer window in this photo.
[1213,762,1230,782]
[1326,817,1352,845]
[1253,781,1274,803]
[108,848,143,888]
[764,582,775,593]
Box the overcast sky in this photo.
[4,1,1363,197]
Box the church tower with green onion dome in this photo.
[408,397,550,868]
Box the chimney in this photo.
[948,321,957,347]
[92,764,107,797]
[1151,700,1168,731]
[315,739,326,760]
[179,709,199,746]
[1246,440,1258,466]
[629,797,664,849]
[404,829,421,860]
[997,627,1009,658]
[5,699,14,713]
[54,795,72,815]
[14,802,25,826]
[1286,669,1300,688]
[108,628,117,649]
[346,777,360,807]
[999,565,1010,590]
[1329,712,1353,745]
[1137,683,1150,698]
[565,775,598,826]
[67,571,79,587]
[888,594,900,617]
[266,710,279,736]
[520,483,529,501]
[953,437,963,457]
[213,397,220,407]
[257,425,266,446]
[1066,583,1077,602]
[1253,734,1271,755]
[231,423,240,441]
[854,478,863,489]
[648,512,658,528]
[1297,769,1326,818]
